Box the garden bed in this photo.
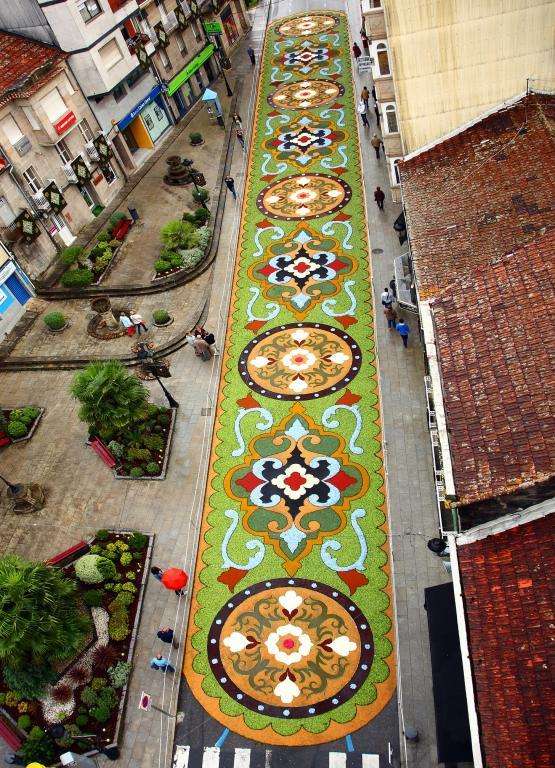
[0,530,153,763]
[114,406,177,480]
[0,407,44,447]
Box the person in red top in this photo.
[352,42,362,60]
[374,186,386,210]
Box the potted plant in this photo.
[43,311,68,332]
[152,309,173,327]
[189,131,204,146]
[61,267,93,289]
[192,188,209,204]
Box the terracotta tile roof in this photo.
[431,232,555,506]
[400,93,555,301]
[0,31,67,108]
[457,513,555,768]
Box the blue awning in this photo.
[118,85,163,131]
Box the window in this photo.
[23,165,43,194]
[41,87,68,123]
[0,115,24,146]
[385,103,398,133]
[113,83,127,103]
[101,163,117,185]
[376,43,390,76]
[191,19,202,41]
[99,38,124,70]
[126,67,147,89]
[177,32,187,55]
[55,138,72,164]
[0,196,17,226]
[77,0,103,22]
[22,107,41,131]
[78,118,94,141]
[390,158,401,186]
[159,47,172,70]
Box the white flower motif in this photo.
[289,377,308,393]
[329,634,358,657]
[265,623,313,665]
[291,329,310,343]
[223,631,250,653]
[278,589,303,613]
[274,676,301,704]
[250,355,270,368]
[271,463,319,500]
[329,351,349,364]
[284,257,317,278]
[282,348,316,372]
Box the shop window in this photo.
[99,38,124,71]
[77,0,103,22]
[55,138,72,164]
[222,5,239,45]
[23,165,43,194]
[41,87,68,123]
[126,67,147,89]
[159,48,172,70]
[177,32,188,56]
[385,103,398,133]
[113,83,127,103]
[101,164,117,185]
[78,119,94,142]
[376,43,390,76]
[0,115,24,146]
[22,107,41,131]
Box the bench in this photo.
[45,540,89,567]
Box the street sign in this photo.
[139,691,152,711]
[357,56,373,72]
[204,21,223,35]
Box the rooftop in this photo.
[400,93,555,301]
[456,510,555,768]
[0,31,67,108]
[430,232,555,507]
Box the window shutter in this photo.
[41,88,68,123]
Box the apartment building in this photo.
[361,0,555,200]
[0,31,123,282]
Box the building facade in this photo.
[0,31,123,279]
[0,242,35,340]
[362,0,555,200]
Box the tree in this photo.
[0,555,91,697]
[71,360,149,434]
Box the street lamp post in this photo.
[151,369,180,409]
[190,0,233,97]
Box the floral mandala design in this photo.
[239,322,361,399]
[210,579,373,718]
[225,405,369,572]
[269,79,344,111]
[276,14,337,38]
[257,174,351,221]
[265,115,346,168]
[249,226,354,318]
[280,42,334,75]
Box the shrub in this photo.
[61,267,93,288]
[121,582,137,593]
[0,693,5,705]
[154,259,171,274]
[83,589,104,607]
[80,686,98,707]
[108,613,129,641]
[160,220,197,250]
[108,211,127,230]
[113,590,134,606]
[120,551,132,566]
[192,188,209,203]
[75,713,89,727]
[93,250,112,273]
[194,207,210,226]
[153,309,171,325]
[180,247,204,270]
[145,462,159,475]
[90,704,111,723]
[125,571,136,581]
[5,690,21,706]
[91,676,107,691]
[190,131,203,144]
[96,529,110,541]
[129,532,148,551]
[17,714,31,731]
[109,238,120,249]
[129,466,144,478]
[68,667,89,685]
[20,727,55,764]
[3,665,57,700]
[43,311,66,331]
[51,684,72,704]
[143,434,164,451]
[108,661,131,689]
[17,701,28,713]
[169,253,184,268]
[97,230,110,242]
[75,553,114,584]
[127,447,151,462]
[158,412,170,426]
[60,245,84,267]
[196,225,211,251]
[7,420,27,439]
[10,407,39,425]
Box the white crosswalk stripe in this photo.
[174,747,380,767]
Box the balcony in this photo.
[383,132,402,157]
[375,76,395,102]
[32,191,51,212]
[162,11,178,33]
[362,0,386,38]
[108,0,133,11]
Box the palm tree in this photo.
[0,555,91,696]
[71,360,149,434]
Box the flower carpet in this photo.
[184,11,396,745]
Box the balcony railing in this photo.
[108,0,133,11]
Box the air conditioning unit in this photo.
[162,11,178,32]
[85,141,100,162]
[32,190,50,211]
[63,163,78,184]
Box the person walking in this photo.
[157,626,179,649]
[381,285,394,308]
[374,186,386,210]
[247,46,255,66]
[130,312,148,335]
[150,566,163,582]
[370,133,383,159]
[396,319,410,348]
[352,42,362,61]
[361,86,370,110]
[236,128,246,150]
[150,654,175,673]
[225,176,237,200]
[232,112,242,128]
[361,29,370,53]
[374,103,380,126]
[371,85,376,101]
[357,100,369,128]
[384,304,397,329]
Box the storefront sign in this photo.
[54,111,77,136]
[167,44,215,96]
[118,85,163,131]
[43,182,66,213]
[204,21,223,35]
[0,260,16,284]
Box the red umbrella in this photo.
[161,567,188,591]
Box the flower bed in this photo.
[0,530,152,762]
[112,406,176,480]
[0,407,43,447]
[152,221,211,282]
